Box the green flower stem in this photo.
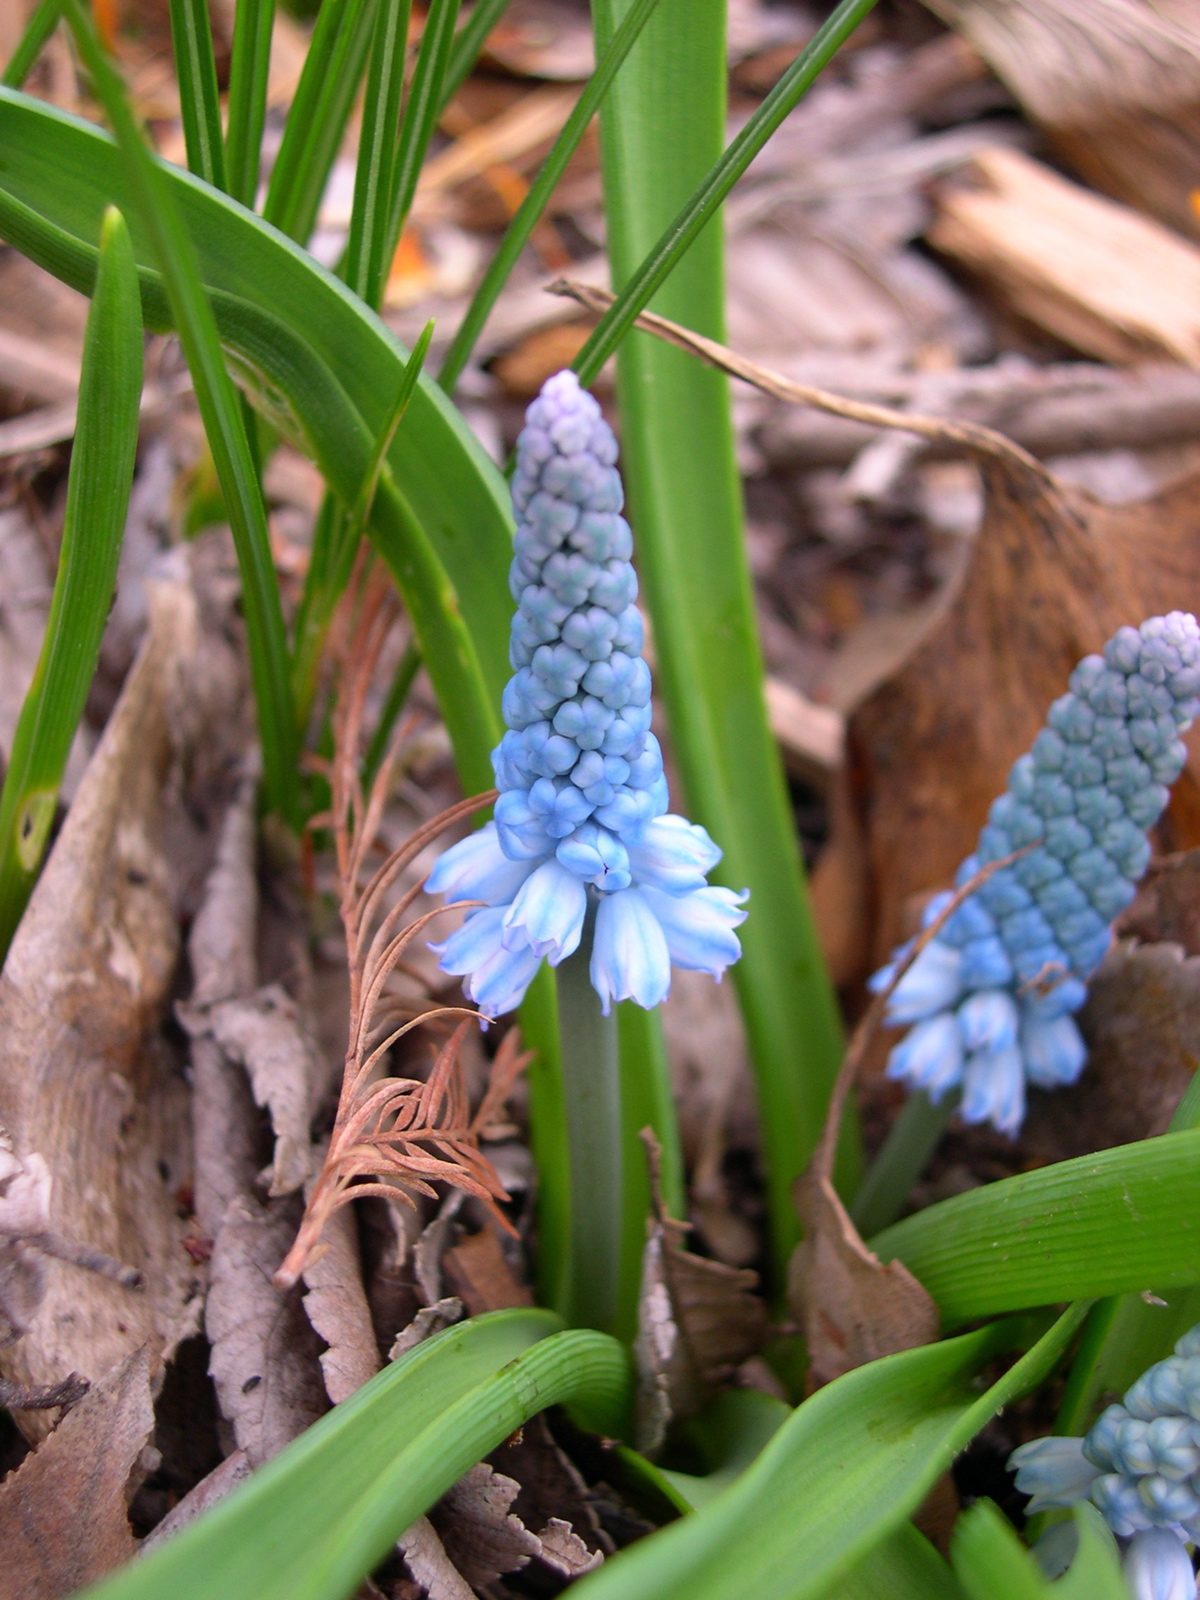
[557,921,624,1335]
[2,0,63,88]
[225,0,276,209]
[849,1091,959,1239]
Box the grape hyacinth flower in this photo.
[871,613,1200,1136]
[426,371,747,1018]
[1009,1323,1200,1599]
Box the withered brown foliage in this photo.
[276,565,523,1289]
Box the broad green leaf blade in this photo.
[2,0,62,88]
[827,1525,967,1600]
[593,0,851,1285]
[0,205,141,959]
[570,1307,1087,1600]
[63,8,300,823]
[80,1311,631,1600]
[1054,1506,1127,1600]
[345,0,413,309]
[0,84,511,787]
[263,0,378,246]
[872,1128,1200,1328]
[168,0,228,189]
[1055,1063,1200,1435]
[575,0,878,387]
[225,0,276,208]
[437,0,663,394]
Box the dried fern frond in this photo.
[275,562,517,1289]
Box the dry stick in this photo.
[811,843,1038,1188]
[20,1231,144,1290]
[547,277,1054,484]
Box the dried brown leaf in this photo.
[181,984,318,1197]
[441,1228,533,1317]
[1118,849,1200,956]
[301,1202,380,1404]
[488,1412,611,1563]
[205,1195,327,1467]
[432,1463,542,1586]
[0,1346,153,1599]
[1022,937,1200,1163]
[787,1171,940,1389]
[388,1297,464,1361]
[0,574,221,1433]
[398,1517,476,1600]
[634,1134,768,1455]
[139,1449,251,1553]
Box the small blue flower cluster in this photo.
[872,613,1200,1135]
[1010,1324,1200,1598]
[426,371,747,1018]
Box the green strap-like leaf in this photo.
[592,0,853,1286]
[225,0,276,208]
[570,1307,1087,1600]
[1,0,63,88]
[0,205,142,958]
[168,0,228,190]
[80,1311,629,1600]
[383,0,461,264]
[950,1501,1126,1600]
[345,0,413,309]
[872,1127,1200,1328]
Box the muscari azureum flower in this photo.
[425,370,747,1018]
[1010,1323,1200,1599]
[870,612,1200,1136]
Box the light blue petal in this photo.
[1021,1012,1087,1089]
[625,814,722,894]
[883,939,964,1024]
[961,1043,1025,1136]
[465,939,543,1019]
[639,884,747,977]
[956,989,1019,1053]
[502,859,587,964]
[1008,1437,1101,1513]
[885,1012,964,1102]
[590,887,670,1015]
[429,906,509,975]
[1123,1528,1198,1600]
[425,822,542,905]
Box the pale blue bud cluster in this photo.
[426,371,747,1018]
[871,613,1200,1135]
[1010,1324,1200,1598]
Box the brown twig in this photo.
[275,570,524,1290]
[812,843,1038,1185]
[547,277,1053,485]
[0,1372,90,1411]
[20,1232,144,1290]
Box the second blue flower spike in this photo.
[427,370,747,1017]
[873,612,1200,1135]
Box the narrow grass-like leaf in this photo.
[64,9,300,822]
[592,0,853,1286]
[440,0,510,109]
[437,0,663,394]
[225,0,276,208]
[263,0,378,245]
[384,0,460,264]
[80,1311,629,1600]
[168,0,228,190]
[2,0,63,88]
[570,1307,1087,1600]
[872,1128,1200,1328]
[576,0,878,387]
[345,0,413,309]
[0,205,141,959]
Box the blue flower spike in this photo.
[1009,1323,1200,1599]
[870,613,1200,1136]
[426,370,747,1018]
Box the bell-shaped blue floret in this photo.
[501,859,587,964]
[883,939,964,1024]
[885,1012,964,1102]
[961,1044,1025,1136]
[1122,1528,1198,1600]
[425,821,542,906]
[638,885,748,977]
[1021,1011,1087,1088]
[1009,1437,1102,1514]
[591,887,671,1014]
